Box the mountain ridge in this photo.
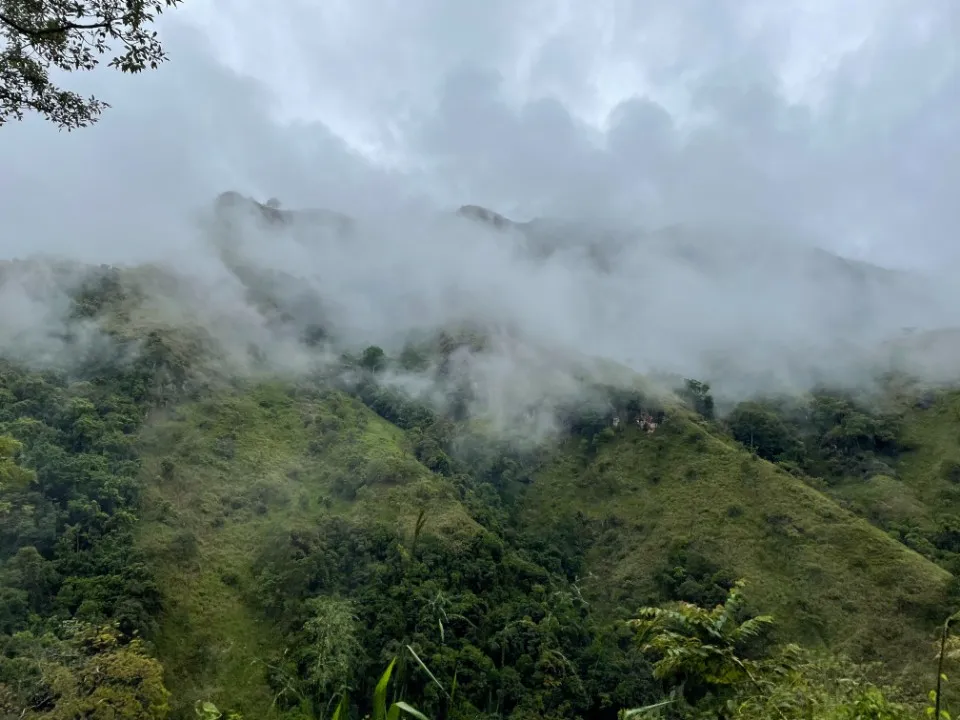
[2,200,960,719]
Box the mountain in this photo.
[457,204,936,325]
[207,196,960,395]
[2,203,960,719]
[213,191,356,236]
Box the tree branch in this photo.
[0,12,125,38]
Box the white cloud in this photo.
[2,0,960,418]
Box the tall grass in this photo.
[330,657,430,720]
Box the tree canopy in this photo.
[1,0,183,129]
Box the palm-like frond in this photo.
[629,580,773,688]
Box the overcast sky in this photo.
[3,0,960,413]
[1,0,958,269]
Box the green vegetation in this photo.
[522,392,951,681]
[719,386,960,581]
[1,0,185,129]
[0,347,167,716]
[3,264,960,719]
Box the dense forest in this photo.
[1,264,960,720]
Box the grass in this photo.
[134,379,960,715]
[136,381,477,718]
[519,409,952,689]
[889,390,960,525]
[815,389,960,556]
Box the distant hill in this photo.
[3,199,960,719]
[454,203,959,392]
[213,190,356,236]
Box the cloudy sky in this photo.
[0,0,958,270]
[2,0,960,413]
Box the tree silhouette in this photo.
[1,0,183,129]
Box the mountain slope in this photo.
[133,373,955,716]
[136,382,477,716]
[520,410,951,673]
[2,240,960,719]
[824,388,960,572]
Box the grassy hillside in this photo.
[3,258,960,720]
[132,373,957,717]
[136,382,476,717]
[828,389,960,572]
[521,409,951,671]
[897,389,960,520]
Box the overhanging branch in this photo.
[0,11,127,38]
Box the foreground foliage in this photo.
[630,582,914,719]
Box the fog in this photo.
[2,1,960,430]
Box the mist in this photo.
[2,1,960,434]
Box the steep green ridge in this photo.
[136,382,476,716]
[897,390,960,520]
[520,410,951,674]
[832,389,960,572]
[134,374,956,716]
[716,384,960,581]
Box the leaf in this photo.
[392,701,432,720]
[373,657,397,720]
[406,644,446,696]
[619,699,676,718]
[195,701,222,720]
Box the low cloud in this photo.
[1,3,959,437]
